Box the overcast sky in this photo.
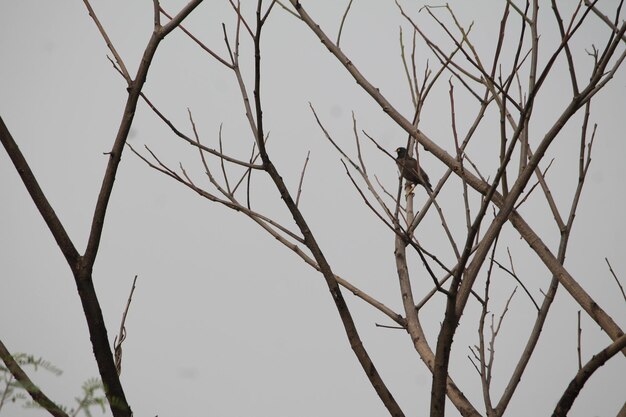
[1,1,625,416]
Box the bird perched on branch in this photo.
[395,146,432,192]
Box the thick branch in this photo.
[0,117,80,268]
[552,334,626,417]
[394,230,480,417]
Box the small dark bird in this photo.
[395,147,432,191]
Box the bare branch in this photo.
[399,27,417,108]
[506,0,532,24]
[295,151,311,207]
[153,0,161,27]
[605,258,626,303]
[129,143,305,245]
[336,0,354,47]
[238,7,407,413]
[0,339,69,417]
[160,7,233,68]
[577,310,583,370]
[584,0,626,43]
[393,222,480,416]
[227,0,254,38]
[552,334,626,417]
[140,93,264,169]
[261,0,278,25]
[449,80,471,233]
[0,117,80,267]
[114,275,138,376]
[310,105,396,223]
[551,0,581,95]
[341,160,396,233]
[81,0,131,83]
[217,123,232,194]
[488,249,540,310]
[274,0,301,20]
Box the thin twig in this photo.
[491,256,539,311]
[400,27,417,108]
[275,0,301,19]
[227,0,254,38]
[217,123,232,194]
[114,275,138,376]
[310,105,395,222]
[160,7,233,68]
[295,151,311,207]
[140,93,263,169]
[375,323,405,330]
[81,0,131,82]
[261,0,278,24]
[577,310,583,370]
[605,258,626,303]
[336,0,354,47]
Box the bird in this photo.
[395,146,432,191]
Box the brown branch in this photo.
[340,160,400,239]
[495,104,600,411]
[249,4,404,414]
[140,92,263,169]
[139,145,412,329]
[227,0,254,38]
[260,0,278,25]
[552,334,626,417]
[130,144,305,246]
[231,141,261,194]
[490,256,539,311]
[477,236,500,415]
[84,0,204,265]
[605,258,626,303]
[78,3,203,415]
[114,275,138,376]
[81,0,131,83]
[551,0,581,95]
[577,310,583,370]
[336,0,354,47]
[275,0,301,19]
[450,80,472,233]
[295,150,310,207]
[152,0,161,27]
[311,106,395,222]
[216,123,232,193]
[488,286,517,389]
[393,226,479,416]
[584,0,626,43]
[160,7,233,68]
[399,28,417,108]
[0,117,80,267]
[0,339,69,417]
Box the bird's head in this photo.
[395,147,408,157]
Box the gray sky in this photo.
[1,1,625,416]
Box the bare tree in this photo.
[1,1,625,417]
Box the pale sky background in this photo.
[1,1,625,417]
